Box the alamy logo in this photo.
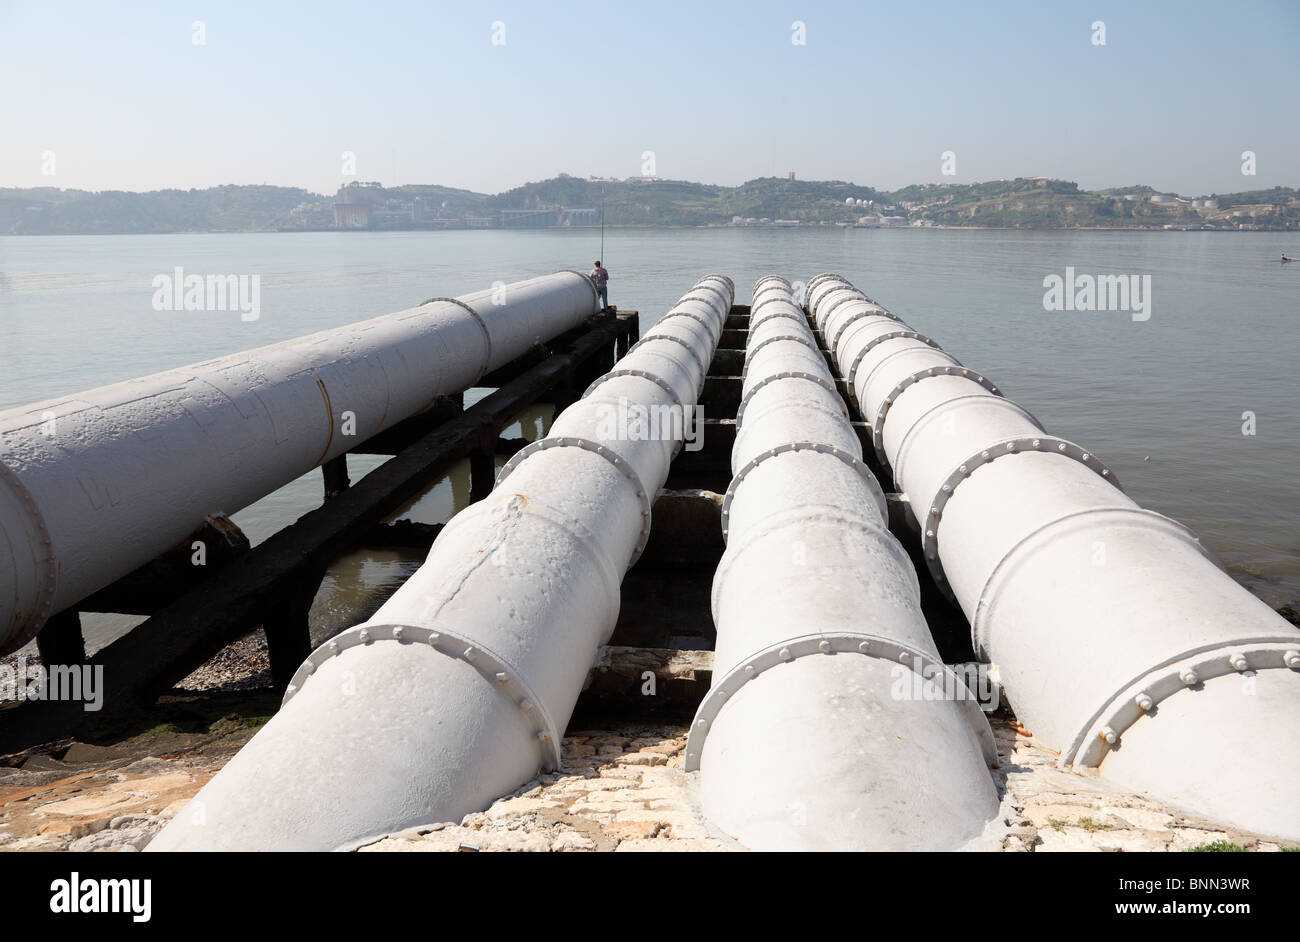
[151,267,260,321]
[0,657,104,711]
[1042,266,1151,321]
[50,872,151,922]
[593,397,705,452]
[890,658,1000,712]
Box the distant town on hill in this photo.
[2,174,1297,234]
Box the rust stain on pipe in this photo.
[314,377,335,466]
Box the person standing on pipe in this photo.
[590,260,610,309]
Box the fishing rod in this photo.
[600,185,606,262]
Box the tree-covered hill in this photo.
[2,176,1296,234]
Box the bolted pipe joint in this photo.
[148,275,732,851]
[0,271,600,656]
[808,273,1300,842]
[691,276,1000,851]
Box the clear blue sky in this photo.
[2,0,1296,196]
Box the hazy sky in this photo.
[2,0,1297,196]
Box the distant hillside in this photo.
[892,179,1300,229]
[491,175,883,226]
[2,176,1296,234]
[0,184,327,234]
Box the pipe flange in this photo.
[803,273,845,308]
[919,436,1121,600]
[0,457,58,640]
[625,331,708,379]
[815,291,869,328]
[751,281,791,302]
[752,274,790,293]
[496,435,655,566]
[749,295,805,324]
[422,297,494,383]
[719,441,883,542]
[871,367,1001,465]
[739,333,816,379]
[688,280,732,307]
[650,308,721,345]
[673,292,726,314]
[583,367,684,412]
[735,370,834,428]
[283,622,564,770]
[684,632,997,771]
[1064,640,1300,769]
[844,331,944,409]
[970,507,1209,660]
[552,269,600,310]
[826,308,896,359]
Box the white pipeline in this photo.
[147,275,733,851]
[687,276,999,850]
[806,273,1300,841]
[0,271,600,655]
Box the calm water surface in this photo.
[2,229,1297,650]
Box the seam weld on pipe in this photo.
[688,278,999,851]
[146,276,732,851]
[0,271,600,656]
[806,274,1300,841]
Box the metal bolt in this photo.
[818,640,832,653]
[779,647,792,661]
[392,626,404,641]
[858,641,870,653]
[1180,669,1199,686]
[1285,650,1300,669]
[428,633,440,645]
[495,672,508,684]
[1135,693,1153,711]
[744,664,755,675]
[1230,654,1249,672]
[359,629,370,644]
[328,641,339,654]
[1100,726,1118,745]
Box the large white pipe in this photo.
[0,271,600,656]
[687,276,999,851]
[147,275,733,851]
[807,273,1300,840]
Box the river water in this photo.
[2,228,1297,651]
